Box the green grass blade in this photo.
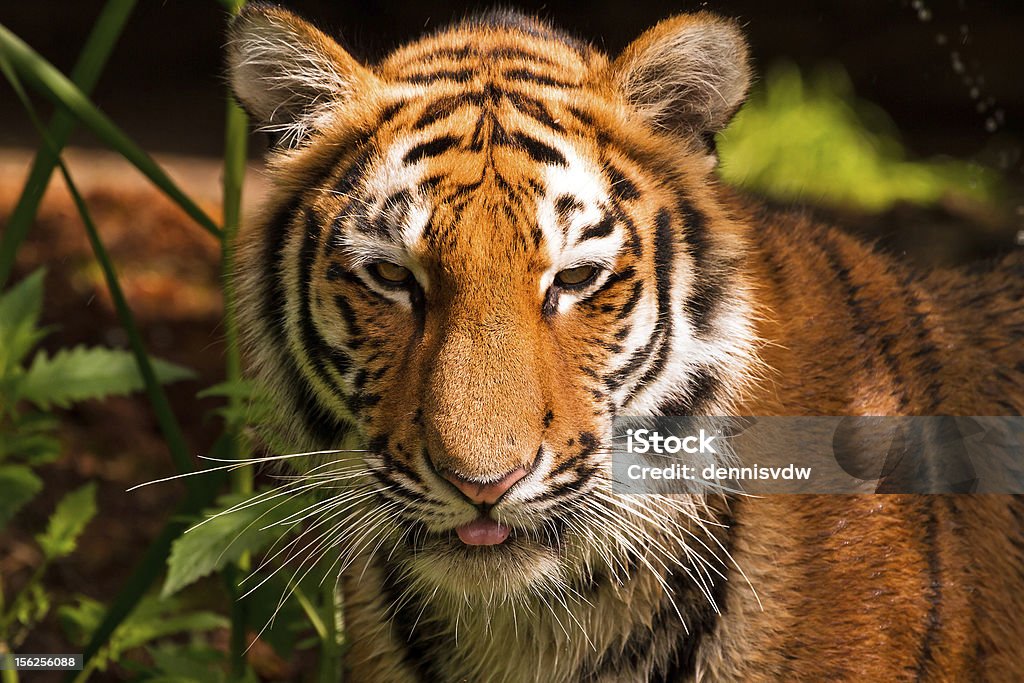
[0,22,222,239]
[0,56,195,477]
[1,59,232,680]
[0,0,136,288]
[223,93,253,683]
[221,3,252,675]
[73,437,231,679]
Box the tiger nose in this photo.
[443,467,529,505]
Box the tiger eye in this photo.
[372,261,412,285]
[555,265,598,288]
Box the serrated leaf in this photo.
[36,482,97,559]
[14,582,51,631]
[0,269,47,373]
[0,464,43,526]
[162,491,311,598]
[18,346,195,409]
[59,595,228,669]
[0,411,61,464]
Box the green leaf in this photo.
[197,380,274,429]
[60,595,228,669]
[36,482,98,559]
[18,346,195,409]
[0,411,61,464]
[0,269,47,374]
[13,582,51,635]
[0,464,43,527]
[162,491,312,598]
[141,643,227,683]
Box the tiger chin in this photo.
[226,4,1024,682]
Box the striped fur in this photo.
[228,6,1024,681]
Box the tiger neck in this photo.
[363,503,735,683]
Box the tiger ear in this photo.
[227,4,377,147]
[612,13,750,150]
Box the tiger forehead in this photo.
[377,17,598,85]
[344,144,616,268]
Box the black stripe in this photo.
[821,238,911,411]
[631,208,676,391]
[411,92,485,131]
[606,164,640,202]
[379,561,445,682]
[297,210,356,389]
[555,194,584,222]
[502,68,576,88]
[398,68,474,84]
[508,132,566,166]
[583,266,636,305]
[262,195,302,343]
[585,506,734,681]
[376,100,409,127]
[501,90,565,131]
[617,280,645,320]
[660,366,720,416]
[404,135,461,164]
[579,213,616,241]
[676,198,722,336]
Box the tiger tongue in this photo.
[456,518,511,546]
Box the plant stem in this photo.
[0,48,196,476]
[221,2,252,677]
[319,583,340,683]
[0,22,221,239]
[0,640,18,683]
[0,0,135,288]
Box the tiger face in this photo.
[229,6,759,599]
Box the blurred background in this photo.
[0,0,1022,680]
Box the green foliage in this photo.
[0,269,47,376]
[136,643,232,683]
[197,380,275,432]
[36,483,98,560]
[0,269,194,660]
[0,465,43,527]
[20,346,194,410]
[0,270,194,414]
[60,595,228,674]
[163,491,313,598]
[717,63,1001,212]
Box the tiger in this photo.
[225,4,1024,681]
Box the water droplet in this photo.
[969,87,980,99]
[995,109,1005,124]
[1017,230,1024,246]
[977,101,988,113]
[918,8,932,20]
[960,24,969,34]
[951,52,965,74]
[912,0,923,8]
[935,33,947,45]
[985,117,998,132]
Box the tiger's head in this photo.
[228,5,760,600]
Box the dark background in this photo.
[2,0,1023,171]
